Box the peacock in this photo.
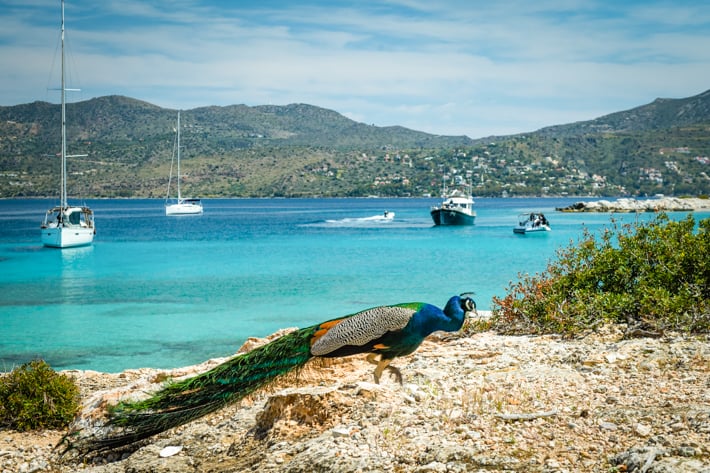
[61,295,475,456]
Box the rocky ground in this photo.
[556,196,710,213]
[1,323,709,473]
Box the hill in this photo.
[538,89,710,136]
[0,90,709,198]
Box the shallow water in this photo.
[1,197,704,372]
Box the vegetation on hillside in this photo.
[490,213,710,337]
[1,91,709,198]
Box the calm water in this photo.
[1,197,705,373]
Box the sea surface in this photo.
[1,197,706,373]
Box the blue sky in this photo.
[1,0,708,138]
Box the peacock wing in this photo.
[309,303,423,356]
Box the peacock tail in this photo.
[63,325,319,454]
[61,296,475,456]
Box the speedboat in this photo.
[365,210,394,221]
[325,211,394,225]
[513,212,551,234]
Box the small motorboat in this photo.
[513,212,551,234]
[361,210,395,221]
[326,211,395,225]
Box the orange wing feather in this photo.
[310,318,346,346]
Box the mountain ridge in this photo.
[0,89,708,198]
[536,89,710,136]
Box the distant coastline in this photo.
[556,196,710,212]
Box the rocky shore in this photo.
[556,196,710,213]
[1,324,709,473]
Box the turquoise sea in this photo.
[1,197,706,373]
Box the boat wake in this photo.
[301,212,397,228]
[324,212,395,226]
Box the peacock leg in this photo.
[366,353,382,382]
[384,365,403,385]
[366,354,402,384]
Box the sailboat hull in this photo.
[41,226,94,248]
[165,200,203,215]
[41,206,95,248]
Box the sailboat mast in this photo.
[176,110,181,200]
[60,0,67,209]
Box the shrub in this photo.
[0,359,80,431]
[491,213,710,337]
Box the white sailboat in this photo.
[40,0,95,248]
[165,111,203,216]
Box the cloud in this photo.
[0,0,708,137]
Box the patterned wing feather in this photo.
[310,304,421,356]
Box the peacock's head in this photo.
[442,294,476,330]
[460,296,476,313]
[457,292,477,314]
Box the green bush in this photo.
[0,359,80,431]
[491,213,710,337]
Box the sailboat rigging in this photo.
[40,0,95,248]
[165,111,203,216]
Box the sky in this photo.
[0,0,708,139]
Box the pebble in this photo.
[331,427,352,438]
[159,445,183,457]
[634,423,652,437]
[677,446,697,457]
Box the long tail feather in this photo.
[63,326,317,456]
